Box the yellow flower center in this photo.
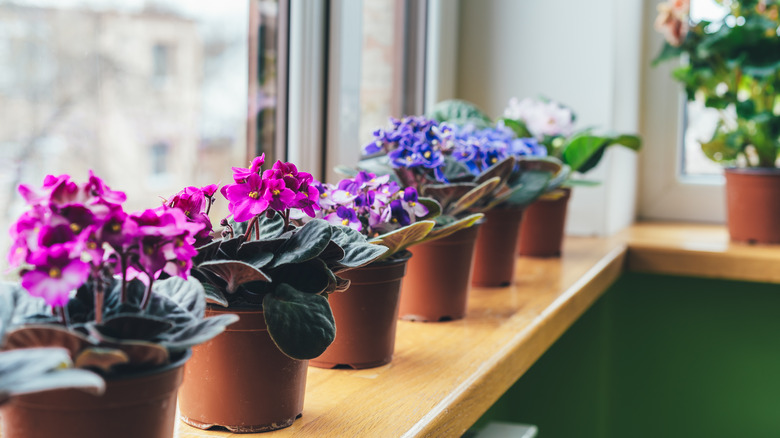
[342,219,349,226]
[320,192,328,198]
[424,151,431,159]
[272,189,281,196]
[175,237,184,247]
[87,241,97,250]
[144,246,155,256]
[491,157,497,163]
[111,223,121,232]
[410,201,416,207]
[48,267,62,278]
[391,218,398,223]
[406,156,413,162]
[69,223,81,233]
[248,191,260,199]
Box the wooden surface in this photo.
[174,222,780,438]
[5,222,779,438]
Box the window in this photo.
[0,0,286,270]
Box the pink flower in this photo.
[655,0,690,47]
[263,177,296,211]
[231,154,266,183]
[224,173,270,222]
[21,245,90,307]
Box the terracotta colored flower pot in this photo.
[724,168,780,244]
[0,352,188,438]
[517,188,571,257]
[178,307,308,433]
[310,251,411,369]
[472,207,525,287]
[398,224,480,322]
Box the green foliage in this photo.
[427,99,492,129]
[192,216,388,359]
[653,1,780,167]
[562,134,642,173]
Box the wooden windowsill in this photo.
[1,225,774,438]
[127,223,780,436]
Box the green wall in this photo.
[474,273,780,438]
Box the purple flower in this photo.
[389,199,411,226]
[510,138,547,157]
[263,177,296,211]
[325,206,362,231]
[21,245,90,307]
[402,187,429,218]
[86,170,127,205]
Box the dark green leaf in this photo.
[198,260,271,294]
[449,177,501,216]
[476,156,515,186]
[270,219,332,268]
[159,314,238,352]
[418,197,442,221]
[490,170,551,209]
[201,281,229,307]
[421,183,477,209]
[95,315,173,342]
[500,118,533,138]
[422,213,483,243]
[370,220,435,258]
[270,258,332,294]
[330,225,389,269]
[263,284,335,360]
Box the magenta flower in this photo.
[231,154,266,183]
[86,170,127,205]
[224,173,270,222]
[263,177,296,211]
[21,245,90,307]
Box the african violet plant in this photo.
[173,155,388,360]
[299,171,438,260]
[356,115,559,241]
[1,172,238,377]
[499,97,642,178]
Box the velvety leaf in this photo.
[0,348,104,403]
[330,226,388,269]
[270,258,332,294]
[0,281,51,331]
[158,314,238,353]
[439,156,475,182]
[73,348,130,372]
[147,276,206,322]
[421,183,477,209]
[193,239,221,264]
[476,156,515,186]
[318,240,347,264]
[201,281,229,307]
[198,260,271,294]
[270,219,332,268]
[370,221,435,258]
[235,242,275,268]
[103,278,146,317]
[426,99,492,128]
[448,177,501,216]
[489,170,552,209]
[217,235,245,258]
[95,315,173,342]
[252,212,286,240]
[422,213,484,244]
[3,325,92,358]
[418,197,442,221]
[263,284,335,360]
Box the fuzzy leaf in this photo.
[0,348,104,404]
[270,219,332,268]
[271,258,332,294]
[95,315,173,342]
[418,197,442,221]
[422,213,484,244]
[370,220,435,258]
[0,282,51,332]
[73,348,130,372]
[489,170,552,209]
[427,99,492,128]
[3,325,92,358]
[448,177,501,216]
[263,284,335,360]
[330,225,389,269]
[198,260,271,294]
[158,314,238,352]
[201,281,229,307]
[422,183,477,208]
[476,156,515,186]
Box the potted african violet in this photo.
[358,116,504,321]
[653,0,780,243]
[0,172,237,438]
[500,97,641,256]
[303,171,437,369]
[175,155,388,432]
[427,100,564,286]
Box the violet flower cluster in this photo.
[309,171,428,237]
[448,123,548,175]
[364,116,453,183]
[8,172,205,312]
[220,154,320,228]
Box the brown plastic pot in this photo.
[472,207,525,287]
[0,352,188,438]
[178,307,308,433]
[310,251,411,369]
[724,168,780,244]
[517,188,571,257]
[398,223,480,322]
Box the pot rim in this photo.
[370,249,412,267]
[724,167,780,176]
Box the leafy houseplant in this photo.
[0,172,237,438]
[303,172,437,368]
[653,0,780,243]
[176,155,388,432]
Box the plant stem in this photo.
[244,215,259,240]
[140,276,155,310]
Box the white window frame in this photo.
[637,0,725,224]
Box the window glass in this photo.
[0,0,282,270]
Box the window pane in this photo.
[0,0,282,270]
